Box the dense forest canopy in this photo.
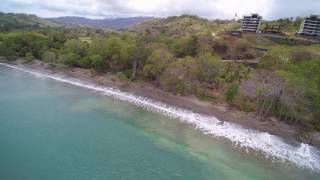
[0,13,319,131]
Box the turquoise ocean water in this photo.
[0,65,319,180]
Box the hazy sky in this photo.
[1,0,319,20]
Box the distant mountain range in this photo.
[0,12,154,31]
[47,16,154,29]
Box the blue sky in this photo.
[0,0,319,20]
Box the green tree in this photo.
[143,48,174,80]
[64,39,88,57]
[90,55,105,72]
[59,53,79,67]
[89,36,132,71]
[42,50,56,63]
[124,35,149,80]
[169,36,197,58]
[1,31,49,59]
[197,53,223,83]
[160,56,199,94]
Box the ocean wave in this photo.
[1,62,319,171]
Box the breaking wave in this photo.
[1,62,320,171]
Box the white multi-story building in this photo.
[299,15,320,37]
[241,14,262,33]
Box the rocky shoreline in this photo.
[1,58,320,148]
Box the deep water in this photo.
[0,65,319,180]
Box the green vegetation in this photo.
[0,13,319,131]
[264,17,303,35]
[225,82,239,103]
[0,12,59,31]
[241,47,320,130]
[0,31,50,59]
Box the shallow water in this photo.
[0,65,319,180]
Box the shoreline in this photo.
[1,59,320,171]
[2,59,320,147]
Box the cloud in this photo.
[267,0,320,18]
[0,0,319,20]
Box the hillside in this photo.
[0,12,153,31]
[0,12,59,31]
[0,14,320,136]
[48,16,154,29]
[130,15,239,36]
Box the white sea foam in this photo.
[1,62,320,171]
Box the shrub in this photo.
[122,69,133,79]
[212,40,228,54]
[24,52,34,62]
[234,39,252,52]
[196,92,217,102]
[288,48,313,63]
[225,82,239,103]
[238,98,255,112]
[227,39,252,59]
[78,57,91,68]
[258,54,279,70]
[169,36,197,58]
[159,56,198,94]
[160,75,187,94]
[197,53,223,83]
[42,50,56,63]
[0,41,4,56]
[258,49,289,70]
[116,72,129,82]
[63,53,79,67]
